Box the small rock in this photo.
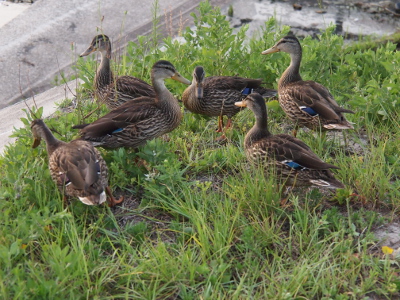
[293,3,302,11]
[395,3,400,13]
[374,223,400,249]
[240,18,252,24]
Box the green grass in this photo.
[1,1,400,299]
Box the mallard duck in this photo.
[80,34,155,109]
[31,119,123,206]
[73,60,191,148]
[182,66,277,133]
[262,35,354,136]
[235,93,345,189]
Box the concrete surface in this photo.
[229,0,400,40]
[0,79,81,155]
[0,0,228,153]
[0,1,30,27]
[0,0,227,109]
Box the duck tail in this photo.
[309,169,345,189]
[78,191,106,205]
[72,123,90,130]
[254,87,277,99]
[309,178,345,189]
[324,121,354,130]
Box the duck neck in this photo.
[40,125,64,156]
[95,50,113,89]
[153,77,176,106]
[152,76,182,125]
[278,51,303,89]
[245,109,271,148]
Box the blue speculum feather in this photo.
[241,87,253,95]
[285,161,304,170]
[299,106,318,116]
[112,128,123,134]
[95,161,101,174]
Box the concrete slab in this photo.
[0,0,228,109]
[0,79,80,155]
[0,1,30,27]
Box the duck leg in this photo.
[105,186,124,207]
[216,115,224,133]
[292,125,299,137]
[215,117,234,142]
[225,118,233,129]
[215,115,230,142]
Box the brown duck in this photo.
[262,35,354,136]
[182,66,277,133]
[31,119,123,206]
[73,60,191,148]
[235,93,345,189]
[80,34,155,109]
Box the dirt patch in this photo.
[111,188,178,244]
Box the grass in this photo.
[1,1,400,299]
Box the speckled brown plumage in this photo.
[235,93,345,189]
[182,66,277,132]
[80,34,155,109]
[262,35,354,134]
[30,119,123,206]
[73,60,191,149]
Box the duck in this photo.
[80,34,155,109]
[182,66,277,134]
[235,93,345,189]
[31,119,124,206]
[73,60,191,148]
[261,35,354,136]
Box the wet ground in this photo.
[228,0,400,39]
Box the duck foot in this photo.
[280,197,289,207]
[215,134,227,143]
[105,186,124,207]
[216,115,225,133]
[292,127,298,137]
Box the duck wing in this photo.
[52,141,100,192]
[305,81,354,113]
[284,81,354,120]
[75,97,159,139]
[115,76,156,98]
[204,76,262,91]
[267,134,339,170]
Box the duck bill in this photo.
[32,137,41,148]
[80,45,96,57]
[171,72,192,85]
[171,72,191,85]
[262,46,280,55]
[234,101,247,108]
[196,83,203,98]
